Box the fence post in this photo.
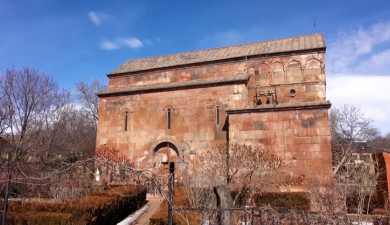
[251,208,254,225]
[2,152,11,225]
[168,162,175,225]
[259,210,263,225]
[244,207,247,225]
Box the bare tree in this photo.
[1,68,69,159]
[75,80,107,124]
[307,179,350,224]
[0,77,9,136]
[370,132,390,151]
[50,107,97,158]
[0,68,70,194]
[192,143,284,206]
[330,105,379,176]
[0,104,8,137]
[330,105,386,223]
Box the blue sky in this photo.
[1,0,390,134]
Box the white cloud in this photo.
[326,20,390,135]
[327,74,390,135]
[120,37,143,49]
[88,11,106,26]
[100,41,118,50]
[327,20,390,74]
[356,48,390,75]
[99,37,144,50]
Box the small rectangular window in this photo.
[167,108,171,129]
[216,106,220,125]
[124,111,128,131]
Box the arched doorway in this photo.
[152,141,187,188]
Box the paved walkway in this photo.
[133,195,162,225]
[117,194,162,225]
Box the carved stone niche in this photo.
[287,61,302,83]
[272,62,285,84]
[304,58,322,81]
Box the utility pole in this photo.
[2,152,11,225]
[168,162,174,225]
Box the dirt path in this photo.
[132,194,162,225]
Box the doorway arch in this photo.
[150,140,187,188]
[153,142,179,158]
[149,139,184,160]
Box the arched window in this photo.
[167,108,171,129]
[216,106,220,125]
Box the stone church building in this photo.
[96,33,333,190]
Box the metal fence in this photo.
[172,207,390,225]
[173,207,319,225]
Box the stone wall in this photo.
[227,104,333,190]
[97,83,247,168]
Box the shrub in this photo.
[346,191,379,213]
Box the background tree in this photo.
[330,104,386,222]
[75,80,107,124]
[370,132,390,151]
[1,68,70,160]
[0,96,8,136]
[0,68,71,198]
[50,107,98,159]
[330,104,379,176]
[69,80,106,158]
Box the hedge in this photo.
[0,185,146,225]
[4,212,73,225]
[254,192,311,210]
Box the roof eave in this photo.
[226,101,332,114]
[97,75,250,97]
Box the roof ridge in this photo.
[120,33,323,62]
[109,33,325,75]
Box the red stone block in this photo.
[242,122,253,131]
[239,114,253,123]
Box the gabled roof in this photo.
[109,33,325,76]
[97,74,250,97]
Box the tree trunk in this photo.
[333,154,348,176]
[214,185,233,225]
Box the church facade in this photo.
[96,33,333,190]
